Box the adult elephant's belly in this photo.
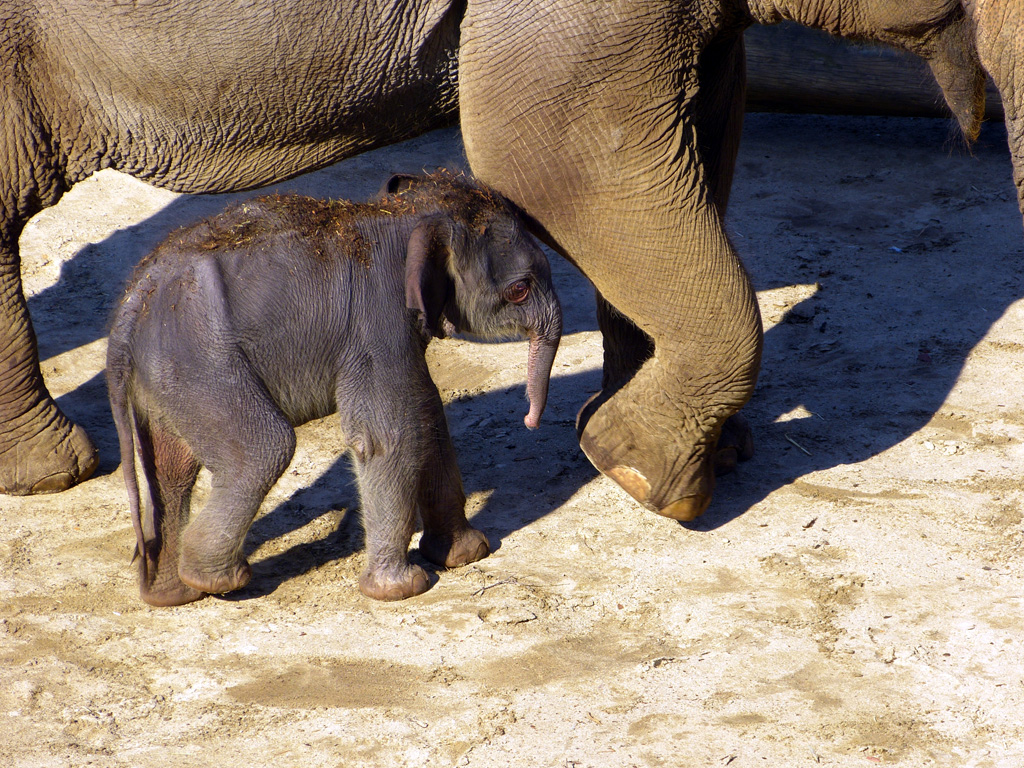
[48,0,461,192]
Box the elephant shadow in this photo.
[42,115,1024,589]
[216,367,603,601]
[696,114,1024,530]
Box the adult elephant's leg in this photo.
[594,291,655,392]
[591,31,753,475]
[970,0,1024,219]
[460,3,762,518]
[590,292,753,478]
[692,29,756,472]
[0,107,99,494]
[0,239,97,495]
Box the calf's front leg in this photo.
[341,368,437,601]
[351,437,432,601]
[415,388,490,569]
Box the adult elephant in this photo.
[460,0,1021,520]
[2,2,1020,519]
[2,0,463,494]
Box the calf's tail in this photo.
[105,345,146,566]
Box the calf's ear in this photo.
[405,216,453,338]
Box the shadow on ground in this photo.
[702,116,1023,529]
[42,116,1024,576]
[216,368,602,601]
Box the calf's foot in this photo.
[140,578,205,608]
[0,416,98,495]
[420,527,490,569]
[359,562,430,601]
[138,545,205,607]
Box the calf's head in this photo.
[396,173,562,429]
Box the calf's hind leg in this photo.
[173,379,297,597]
[134,421,202,607]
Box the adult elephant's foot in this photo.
[420,527,490,569]
[359,562,431,601]
[0,411,99,495]
[576,390,719,521]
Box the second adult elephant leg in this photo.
[970,0,1024,220]
[594,291,654,393]
[0,175,98,495]
[460,3,763,518]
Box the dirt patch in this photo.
[3,114,1023,767]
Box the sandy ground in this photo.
[2,112,1023,767]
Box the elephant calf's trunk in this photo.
[524,327,560,430]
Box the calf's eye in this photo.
[503,280,530,304]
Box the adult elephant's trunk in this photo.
[969,0,1024,218]
[523,314,561,430]
[744,23,1003,123]
[746,3,994,138]
[920,14,989,142]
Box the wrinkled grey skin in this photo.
[4,1,1021,524]
[458,0,1022,520]
[105,173,562,606]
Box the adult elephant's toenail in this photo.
[31,472,75,494]
[659,494,711,521]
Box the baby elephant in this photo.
[106,171,562,607]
